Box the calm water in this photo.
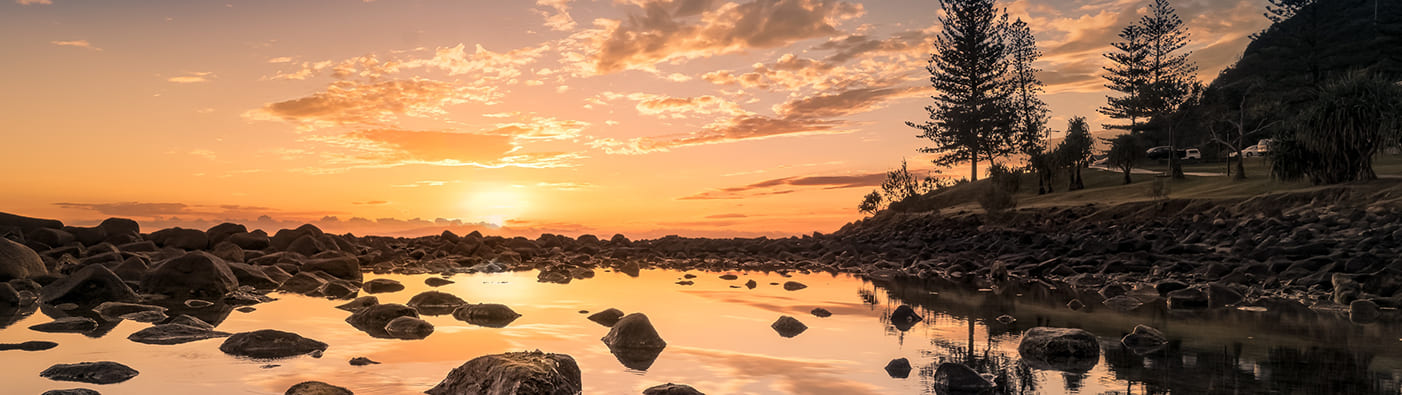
[2,269,1400,394]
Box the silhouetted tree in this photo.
[1100,24,1151,132]
[1056,117,1095,190]
[1104,134,1145,184]
[909,0,1016,182]
[1139,0,1199,179]
[1007,18,1049,156]
[1206,81,1279,180]
[1272,71,1402,184]
[858,191,882,214]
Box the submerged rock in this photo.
[889,305,922,331]
[932,363,994,392]
[883,358,911,379]
[40,361,139,384]
[346,303,419,338]
[425,277,455,287]
[452,303,522,328]
[0,340,58,351]
[29,317,98,333]
[771,315,808,338]
[361,278,404,294]
[643,383,705,395]
[1017,327,1101,372]
[744,279,757,289]
[425,351,582,395]
[128,323,231,345]
[285,381,352,395]
[1350,299,1381,324]
[782,281,807,291]
[335,296,379,312]
[349,357,380,366]
[384,316,434,340]
[1120,324,1168,355]
[41,389,100,395]
[406,291,467,316]
[810,307,832,318]
[219,329,327,359]
[93,302,167,320]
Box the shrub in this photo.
[1272,71,1402,184]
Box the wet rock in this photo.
[219,329,327,359]
[425,277,455,287]
[128,323,231,345]
[140,251,239,300]
[362,279,405,294]
[39,265,139,306]
[932,363,994,392]
[602,313,667,370]
[0,340,58,351]
[1166,287,1209,310]
[184,299,214,308]
[346,303,419,338]
[349,357,380,366]
[452,303,522,328]
[426,351,582,395]
[1017,327,1101,372]
[205,223,247,246]
[744,279,757,289]
[302,256,361,282]
[619,261,641,277]
[0,282,21,306]
[406,291,467,316]
[1102,295,1144,312]
[1206,283,1244,307]
[1066,299,1085,311]
[782,281,807,291]
[285,381,352,395]
[995,315,1016,324]
[384,316,434,340]
[884,358,911,378]
[211,241,246,263]
[810,307,832,318]
[538,269,572,284]
[643,383,705,395]
[224,290,275,306]
[118,310,168,323]
[0,236,49,281]
[1350,299,1381,324]
[30,317,99,333]
[1155,280,1189,296]
[225,262,279,290]
[719,274,739,280]
[770,315,807,338]
[1120,324,1168,355]
[40,361,138,384]
[41,388,100,395]
[150,227,209,250]
[278,271,332,295]
[335,296,379,312]
[588,308,625,327]
[237,307,256,313]
[93,302,167,320]
[167,314,214,330]
[889,305,922,331]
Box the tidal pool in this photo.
[2,269,1400,394]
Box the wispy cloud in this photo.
[50,40,100,51]
[168,71,215,83]
[679,172,885,200]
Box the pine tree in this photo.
[908,0,1016,182]
[1140,0,1198,179]
[1267,0,1317,24]
[1099,24,1151,132]
[1006,18,1049,157]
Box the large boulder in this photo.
[302,256,361,282]
[425,351,582,395]
[226,262,280,289]
[219,329,327,359]
[1017,327,1101,372]
[601,313,666,370]
[362,278,404,294]
[0,236,48,281]
[29,317,99,333]
[271,225,325,251]
[384,316,434,340]
[285,381,353,395]
[97,218,140,239]
[26,228,75,247]
[406,291,467,316]
[346,303,419,338]
[211,241,246,263]
[228,232,271,250]
[0,212,63,233]
[931,363,994,392]
[205,223,247,246]
[39,264,139,306]
[40,361,139,384]
[127,323,231,345]
[140,252,239,299]
[452,303,521,328]
[643,383,704,395]
[150,227,210,250]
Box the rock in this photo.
[39,264,139,306]
[349,357,380,366]
[287,235,328,257]
[204,223,246,246]
[771,315,808,338]
[453,303,522,328]
[302,256,361,282]
[384,316,434,340]
[1155,280,1189,296]
[0,236,48,281]
[425,277,455,287]
[128,324,231,345]
[362,279,405,294]
[602,313,667,370]
[120,310,167,323]
[237,307,256,313]
[219,329,327,359]
[1017,327,1101,372]
[538,269,572,284]
[425,351,582,395]
[889,305,922,331]
[995,315,1016,324]
[1102,295,1144,312]
[346,303,419,338]
[211,241,246,263]
[278,271,332,295]
[335,296,379,312]
[167,314,214,330]
[1350,299,1381,324]
[110,257,150,283]
[97,217,140,238]
[1120,324,1168,355]
[782,281,807,291]
[884,358,912,378]
[224,290,275,306]
[1066,299,1085,311]
[225,262,279,289]
[65,227,107,246]
[618,261,641,277]
[406,291,467,316]
[41,388,100,395]
[643,383,705,395]
[185,299,214,308]
[29,317,98,333]
[285,381,353,395]
[93,302,167,320]
[810,308,832,318]
[932,363,994,392]
[140,251,239,299]
[150,227,209,250]
[673,280,693,286]
[40,361,138,384]
[271,225,324,251]
[744,279,757,289]
[228,232,271,250]
[0,282,21,306]
[0,340,58,351]
[588,308,625,327]
[27,228,74,247]
[719,274,739,280]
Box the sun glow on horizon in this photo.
[466,188,529,227]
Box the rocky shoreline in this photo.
[0,181,1398,392]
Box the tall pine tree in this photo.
[1099,24,1151,132]
[1140,0,1198,179]
[1007,18,1049,157]
[908,0,1016,182]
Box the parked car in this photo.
[1146,146,1172,160]
[1146,146,1200,161]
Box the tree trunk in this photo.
[1123,169,1133,185]
[1234,149,1247,181]
[1169,125,1185,179]
[970,150,979,182]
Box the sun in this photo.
[465,188,529,226]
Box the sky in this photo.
[0,0,1271,238]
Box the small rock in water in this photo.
[452,303,522,328]
[362,278,405,294]
[577,310,589,314]
[1350,299,1381,324]
[29,317,98,333]
[346,303,419,338]
[588,308,625,327]
[93,302,167,320]
[810,308,832,318]
[285,380,352,395]
[744,280,757,289]
[782,281,807,291]
[1066,299,1085,311]
[119,310,168,323]
[771,316,807,338]
[184,299,214,308]
[1102,295,1144,312]
[1120,324,1168,355]
[643,383,705,395]
[349,357,380,366]
[424,277,455,287]
[128,324,231,345]
[1017,327,1101,372]
[384,316,435,340]
[884,358,912,378]
[719,274,738,280]
[932,363,994,392]
[406,291,467,316]
[236,307,256,313]
[41,389,100,395]
[601,313,668,370]
[0,340,58,351]
[425,351,581,395]
[674,280,694,286]
[219,329,328,359]
[889,305,922,331]
[40,361,139,384]
[995,315,1016,324]
[335,296,379,312]
[682,273,697,279]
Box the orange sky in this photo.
[1,0,1268,238]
